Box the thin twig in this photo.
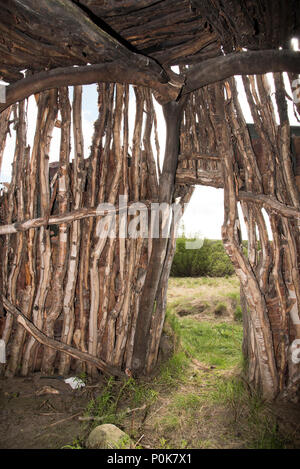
[46,411,82,428]
[78,404,147,422]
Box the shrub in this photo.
[171,238,235,277]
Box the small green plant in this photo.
[165,309,182,350]
[211,376,245,405]
[84,376,125,427]
[172,392,202,414]
[112,434,132,450]
[74,371,88,385]
[159,437,171,449]
[234,305,243,322]
[180,439,188,449]
[159,414,181,432]
[120,377,158,406]
[250,423,287,449]
[61,439,83,449]
[158,351,189,387]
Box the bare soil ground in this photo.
[0,374,91,449]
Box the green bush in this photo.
[171,238,235,277]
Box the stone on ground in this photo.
[86,423,132,449]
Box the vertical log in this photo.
[21,90,58,375]
[131,97,186,375]
[41,87,70,374]
[3,101,27,376]
[87,84,115,376]
[0,106,12,176]
[77,84,108,369]
[146,186,193,373]
[58,85,86,375]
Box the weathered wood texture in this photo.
[0,0,300,403]
[191,0,299,52]
[0,85,191,378]
[195,74,300,402]
[0,1,299,107]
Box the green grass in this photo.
[84,376,124,427]
[169,276,240,290]
[172,392,202,413]
[214,302,227,315]
[157,350,189,388]
[179,317,243,369]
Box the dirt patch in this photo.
[0,374,91,449]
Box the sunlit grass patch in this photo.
[167,276,241,321]
[157,351,189,388]
[171,392,202,414]
[179,318,243,369]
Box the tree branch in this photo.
[2,295,124,378]
[0,201,152,236]
[0,62,183,114]
[1,50,299,112]
[184,50,300,94]
[238,191,300,219]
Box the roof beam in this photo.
[184,50,300,94]
[1,49,300,113]
[0,61,183,113]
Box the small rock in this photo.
[86,424,132,449]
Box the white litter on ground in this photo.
[64,377,86,389]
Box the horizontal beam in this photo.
[0,61,183,113]
[178,152,219,161]
[1,189,299,235]
[0,0,168,83]
[0,206,102,235]
[184,50,300,94]
[238,191,300,219]
[0,201,152,235]
[175,168,224,188]
[175,171,300,219]
[2,50,299,113]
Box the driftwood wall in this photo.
[0,84,192,378]
[0,70,300,403]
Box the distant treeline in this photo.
[170,238,247,277]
